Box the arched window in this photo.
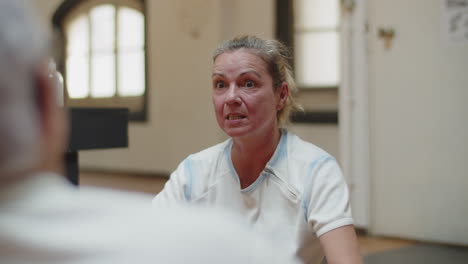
[53,0,147,121]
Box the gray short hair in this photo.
[213,35,302,127]
[0,0,50,174]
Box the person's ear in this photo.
[34,62,56,127]
[276,82,289,111]
[33,61,68,173]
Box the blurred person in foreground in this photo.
[0,1,298,263]
[153,35,362,264]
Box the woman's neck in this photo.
[231,128,282,189]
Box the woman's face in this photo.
[212,49,286,139]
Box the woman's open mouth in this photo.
[226,114,246,120]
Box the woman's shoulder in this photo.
[174,139,231,178]
[170,140,231,201]
[285,130,335,162]
[282,131,342,194]
[186,139,230,162]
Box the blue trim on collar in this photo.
[241,171,268,193]
[225,139,240,184]
[225,130,288,191]
[301,155,335,221]
[266,129,288,169]
[183,157,193,201]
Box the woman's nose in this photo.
[225,84,241,105]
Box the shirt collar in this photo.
[224,129,290,187]
[265,128,289,179]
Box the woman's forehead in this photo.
[213,49,268,73]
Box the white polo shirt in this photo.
[153,129,354,264]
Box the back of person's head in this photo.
[0,0,50,176]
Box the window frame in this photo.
[276,0,339,124]
[53,0,148,122]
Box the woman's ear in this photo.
[276,82,289,111]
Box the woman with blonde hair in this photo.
[154,35,362,264]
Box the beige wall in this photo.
[369,0,468,245]
[82,0,225,173]
[32,0,339,175]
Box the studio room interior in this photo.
[7,0,467,263]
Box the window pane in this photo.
[295,0,339,29]
[118,7,144,50]
[66,55,89,98]
[118,50,145,96]
[66,14,89,98]
[91,52,115,97]
[295,32,340,87]
[67,15,89,55]
[90,5,115,51]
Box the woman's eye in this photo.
[215,81,225,89]
[245,80,255,88]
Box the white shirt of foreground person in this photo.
[0,172,299,264]
[153,130,354,264]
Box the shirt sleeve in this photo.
[152,158,192,208]
[304,157,354,237]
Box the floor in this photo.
[81,170,167,194]
[363,243,468,264]
[80,171,467,261]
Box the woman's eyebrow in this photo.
[239,71,261,78]
[212,73,225,78]
[212,71,261,79]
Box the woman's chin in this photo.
[222,127,251,138]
